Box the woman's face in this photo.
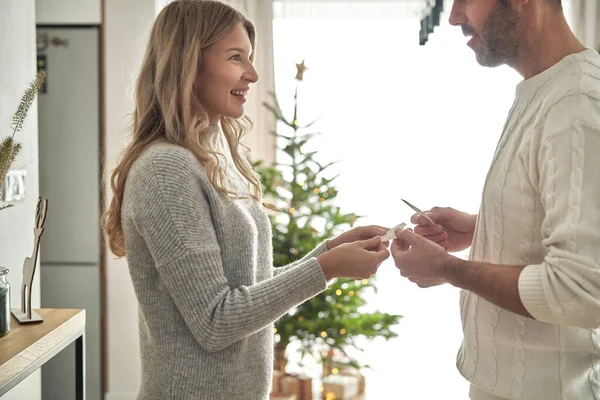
[196,23,258,124]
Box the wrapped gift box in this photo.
[339,370,365,394]
[270,393,296,400]
[272,370,285,393]
[322,374,360,399]
[271,372,312,400]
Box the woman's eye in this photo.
[229,54,241,61]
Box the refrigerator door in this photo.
[37,26,102,400]
[37,26,100,265]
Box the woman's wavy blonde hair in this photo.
[102,0,263,257]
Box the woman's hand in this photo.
[327,225,389,250]
[318,236,390,281]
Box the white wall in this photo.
[103,0,155,398]
[35,0,101,24]
[0,0,41,399]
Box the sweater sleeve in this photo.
[273,241,329,277]
[518,96,600,329]
[129,149,327,352]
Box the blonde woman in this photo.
[102,1,389,398]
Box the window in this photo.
[272,1,521,397]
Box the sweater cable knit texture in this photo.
[459,49,600,400]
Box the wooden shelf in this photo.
[0,308,85,396]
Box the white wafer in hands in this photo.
[380,222,407,242]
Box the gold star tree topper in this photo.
[295,60,308,81]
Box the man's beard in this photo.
[468,4,522,67]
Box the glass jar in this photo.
[0,267,10,337]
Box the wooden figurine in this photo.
[11,197,48,323]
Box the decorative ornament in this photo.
[11,197,48,323]
[295,59,309,81]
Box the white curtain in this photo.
[564,0,600,50]
[224,0,277,164]
[273,0,436,19]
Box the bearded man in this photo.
[391,1,600,399]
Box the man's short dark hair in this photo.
[499,0,562,10]
[546,0,562,10]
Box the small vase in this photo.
[0,267,10,337]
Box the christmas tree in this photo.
[254,61,402,373]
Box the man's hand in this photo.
[391,228,455,288]
[411,207,477,252]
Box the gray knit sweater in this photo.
[122,140,328,400]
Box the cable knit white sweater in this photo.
[458,49,600,400]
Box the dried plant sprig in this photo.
[0,137,21,185]
[11,71,46,137]
[1,72,45,211]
